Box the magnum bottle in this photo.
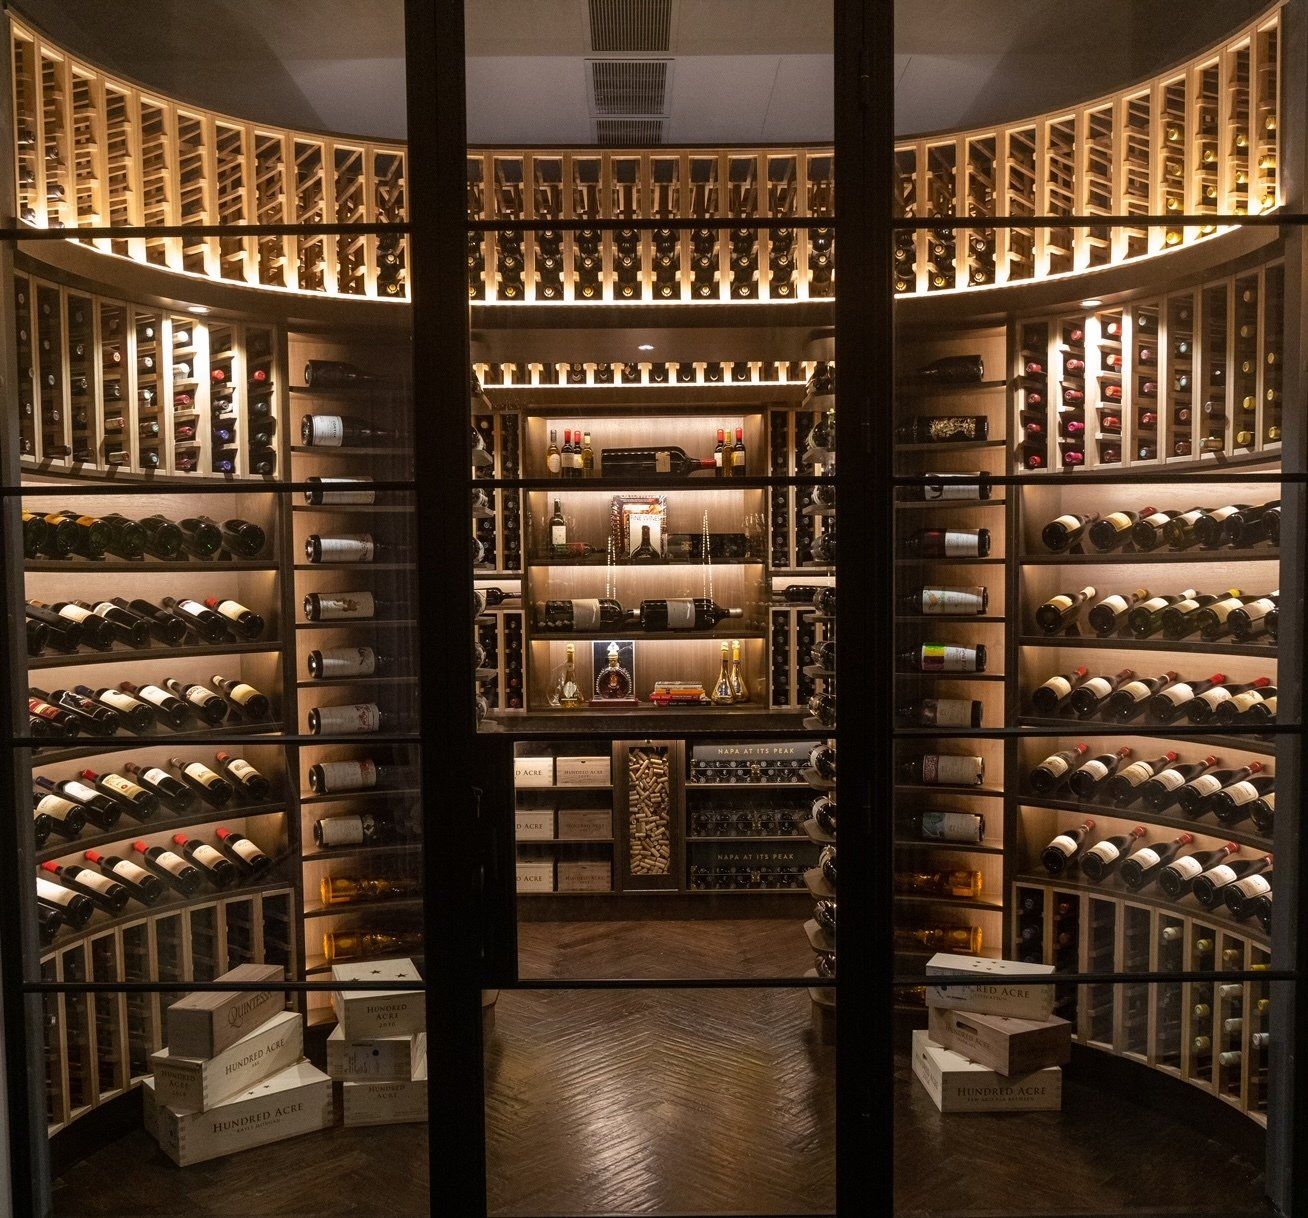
[895,416,989,444]
[900,586,989,616]
[599,446,717,477]
[313,809,398,847]
[211,675,271,719]
[308,646,386,680]
[1229,592,1278,641]
[535,598,626,631]
[634,599,743,632]
[910,811,985,844]
[894,698,983,728]
[902,528,990,558]
[915,354,985,384]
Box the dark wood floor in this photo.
[52,919,1272,1217]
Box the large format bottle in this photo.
[304,359,377,388]
[323,930,423,963]
[300,413,396,447]
[895,416,989,444]
[633,598,743,632]
[535,598,626,631]
[914,354,985,384]
[599,446,717,477]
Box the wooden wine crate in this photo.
[331,959,425,1039]
[327,1028,426,1083]
[911,1030,1062,1114]
[924,954,1055,1021]
[927,1006,1071,1076]
[164,964,285,1060]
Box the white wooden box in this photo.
[555,756,610,786]
[925,954,1056,1020]
[330,959,425,1039]
[514,756,554,787]
[911,1030,1062,1114]
[341,1052,428,1126]
[327,1027,426,1082]
[514,809,555,840]
[516,861,554,893]
[150,1010,303,1114]
[556,808,612,840]
[165,963,284,1060]
[555,860,612,892]
[144,1059,334,1166]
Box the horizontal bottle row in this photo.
[1041,502,1279,554]
[1029,667,1276,726]
[25,596,266,658]
[22,511,266,562]
[1031,587,1277,642]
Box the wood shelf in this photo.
[1017,634,1277,657]
[1021,549,1278,565]
[29,640,279,670]
[1015,793,1271,852]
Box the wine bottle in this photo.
[895,416,989,444]
[118,680,188,729]
[1068,746,1132,799]
[172,833,238,889]
[133,841,201,895]
[894,869,984,898]
[1140,754,1219,811]
[215,827,272,878]
[1161,507,1211,550]
[76,600,151,648]
[1229,592,1279,641]
[53,511,111,559]
[895,698,983,727]
[1127,591,1197,639]
[1088,588,1149,637]
[121,761,197,814]
[220,518,267,559]
[37,875,95,928]
[307,758,417,795]
[1119,832,1194,891]
[31,686,120,736]
[111,599,187,647]
[1193,853,1271,909]
[1211,774,1276,825]
[304,359,377,388]
[915,355,985,384]
[636,599,743,632]
[1035,586,1096,634]
[173,516,223,559]
[910,810,984,844]
[211,675,271,719]
[1105,750,1180,805]
[163,677,228,725]
[83,849,164,906]
[34,790,85,839]
[1030,666,1089,715]
[1040,820,1094,875]
[322,930,423,963]
[160,596,228,643]
[902,529,990,558]
[213,752,272,801]
[168,757,234,807]
[28,694,81,738]
[535,599,626,631]
[1088,506,1156,552]
[897,643,986,673]
[1186,676,1269,725]
[305,533,407,564]
[303,476,376,506]
[79,768,159,820]
[302,591,395,622]
[306,646,385,680]
[1193,591,1257,639]
[1029,743,1089,794]
[1068,668,1137,718]
[904,473,993,502]
[1130,509,1180,551]
[1105,671,1178,722]
[313,809,398,848]
[41,860,129,914]
[901,586,989,616]
[1193,504,1251,548]
[202,598,265,640]
[599,446,717,477]
[1222,501,1280,548]
[1225,866,1273,918]
[1214,684,1277,726]
[300,414,395,447]
[1149,672,1228,723]
[899,754,984,786]
[36,600,113,650]
[1158,841,1240,900]
[1041,512,1098,553]
[1079,824,1147,882]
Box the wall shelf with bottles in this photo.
[9,4,1282,302]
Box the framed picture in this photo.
[609,494,667,557]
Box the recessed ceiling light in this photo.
[1080,298,1102,309]
[187,305,210,315]
[637,343,655,351]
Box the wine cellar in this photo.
[1,1,1306,1216]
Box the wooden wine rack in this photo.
[7,5,1283,301]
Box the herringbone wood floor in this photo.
[52,919,1271,1217]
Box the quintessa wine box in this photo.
[165,964,285,1060]
[555,755,611,785]
[911,1030,1062,1114]
[341,1059,428,1127]
[144,1059,333,1166]
[513,756,554,787]
[924,954,1056,1021]
[514,809,555,840]
[151,1010,303,1113]
[331,959,425,1039]
[327,1027,427,1082]
[927,1006,1072,1077]
[556,808,612,840]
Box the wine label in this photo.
[920,587,985,614]
[918,644,978,673]
[36,795,79,820]
[227,759,259,782]
[183,763,218,785]
[310,478,375,504]
[665,599,696,629]
[1097,594,1129,614]
[942,531,982,557]
[546,450,562,474]
[1079,676,1112,700]
[1169,856,1204,880]
[109,859,153,885]
[138,685,174,708]
[1206,599,1241,622]
[1221,781,1261,806]
[36,877,78,907]
[1041,676,1073,699]
[570,599,602,630]
[1197,686,1232,710]
[1103,511,1134,531]
[312,592,376,620]
[154,850,189,876]
[56,603,95,622]
[1048,833,1078,856]
[1131,848,1161,870]
[178,598,210,617]
[920,417,981,441]
[315,535,376,563]
[922,476,988,501]
[550,523,567,547]
[1139,596,1169,613]
[1227,690,1268,713]
[1233,873,1271,898]
[99,690,140,713]
[307,415,346,446]
[316,760,378,791]
[102,773,147,799]
[185,684,219,706]
[918,812,982,843]
[315,648,378,678]
[1115,760,1154,786]
[1208,505,1240,524]
[1151,770,1186,791]
[654,450,674,474]
[228,838,263,864]
[314,703,382,734]
[1050,513,1080,532]
[141,767,171,787]
[1160,683,1194,705]
[317,815,366,846]
[214,599,252,620]
[1185,774,1222,797]
[62,781,99,803]
[1079,759,1110,780]
[1141,511,1171,528]
[78,871,119,896]
[1119,680,1153,701]
[1088,841,1121,863]
[1047,595,1073,612]
[191,844,225,868]
[922,755,983,785]
[1204,864,1238,888]
[925,699,975,727]
[1039,755,1071,778]
[226,683,261,705]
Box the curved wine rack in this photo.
[8,3,1283,302]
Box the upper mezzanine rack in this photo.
[6,3,1283,304]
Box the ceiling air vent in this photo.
[589,58,670,116]
[595,118,665,146]
[587,0,673,53]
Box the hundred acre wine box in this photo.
[555,755,611,785]
[331,959,425,1039]
[911,1030,1062,1114]
[165,963,285,1060]
[924,954,1056,1021]
[143,1059,333,1166]
[150,1010,303,1113]
[327,1027,427,1081]
[927,1006,1072,1076]
[342,1051,428,1127]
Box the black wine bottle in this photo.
[1176,761,1263,818]
[1029,744,1089,794]
[1158,841,1239,899]
[1040,819,1094,875]
[1105,750,1179,806]
[1119,832,1194,891]
[1068,746,1132,799]
[1141,754,1218,812]
[1079,825,1147,882]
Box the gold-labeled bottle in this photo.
[893,869,984,899]
[893,924,983,955]
[322,929,423,963]
[729,639,748,702]
[320,876,420,906]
